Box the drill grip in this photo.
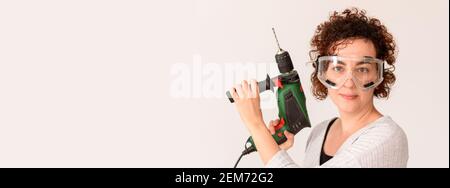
[226,75,272,103]
[244,120,289,155]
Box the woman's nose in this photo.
[343,75,356,88]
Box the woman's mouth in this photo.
[339,93,358,100]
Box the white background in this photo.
[0,0,448,167]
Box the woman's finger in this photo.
[268,120,275,134]
[277,130,294,150]
[272,118,280,125]
[249,79,258,98]
[230,87,239,101]
[241,80,249,95]
[235,84,244,100]
[284,130,294,142]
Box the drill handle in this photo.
[244,118,289,155]
[272,118,289,144]
[226,75,274,103]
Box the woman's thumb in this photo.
[284,130,294,140]
[268,121,275,134]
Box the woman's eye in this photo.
[357,68,369,73]
[333,67,343,72]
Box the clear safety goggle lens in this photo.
[316,56,384,90]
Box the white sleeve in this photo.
[264,150,302,168]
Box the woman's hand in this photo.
[268,119,295,150]
[230,79,264,130]
[230,79,292,164]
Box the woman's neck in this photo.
[337,104,382,135]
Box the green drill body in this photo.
[244,70,311,154]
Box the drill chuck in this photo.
[275,50,294,73]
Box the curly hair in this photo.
[310,7,397,100]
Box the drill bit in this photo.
[272,27,283,52]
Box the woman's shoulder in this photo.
[360,116,408,143]
[347,116,409,167]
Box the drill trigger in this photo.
[274,118,285,131]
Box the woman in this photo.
[230,8,408,167]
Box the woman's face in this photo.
[327,39,377,114]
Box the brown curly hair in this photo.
[310,7,397,100]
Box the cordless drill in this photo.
[226,28,311,167]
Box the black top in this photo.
[320,117,338,165]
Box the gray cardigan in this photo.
[265,116,409,168]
